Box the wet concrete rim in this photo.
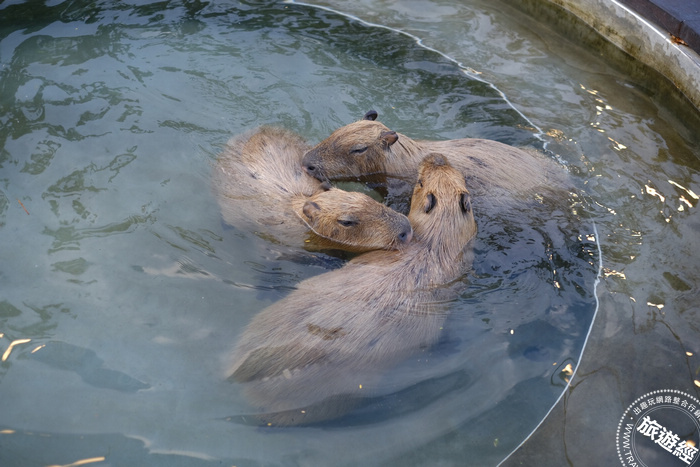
[500,0,700,465]
[542,0,700,111]
[619,0,700,53]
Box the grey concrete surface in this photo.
[542,0,700,110]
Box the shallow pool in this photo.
[0,1,698,466]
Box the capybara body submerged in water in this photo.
[213,126,412,252]
[226,154,477,425]
[302,111,569,206]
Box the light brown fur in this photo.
[212,126,412,252]
[302,112,569,203]
[226,154,477,425]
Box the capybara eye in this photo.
[460,193,471,213]
[350,145,368,155]
[337,218,359,227]
[424,193,436,213]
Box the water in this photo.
[0,1,697,466]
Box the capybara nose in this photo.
[302,151,326,180]
[303,163,317,175]
[398,227,413,244]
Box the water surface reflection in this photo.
[0,0,697,466]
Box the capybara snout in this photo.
[397,227,412,244]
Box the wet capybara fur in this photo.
[212,126,412,252]
[226,154,477,426]
[302,111,570,210]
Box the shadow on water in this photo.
[27,341,150,392]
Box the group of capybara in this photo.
[212,110,569,426]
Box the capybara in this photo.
[302,110,569,205]
[212,126,412,252]
[226,153,477,425]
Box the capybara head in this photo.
[408,153,477,248]
[302,110,398,181]
[298,185,413,252]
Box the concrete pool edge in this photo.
[500,0,700,465]
[542,0,700,111]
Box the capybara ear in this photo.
[460,192,472,213]
[424,193,437,213]
[381,130,398,147]
[319,181,332,191]
[363,110,378,121]
[302,201,321,220]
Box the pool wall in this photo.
[502,0,700,465]
[538,0,700,110]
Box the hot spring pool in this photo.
[0,1,698,466]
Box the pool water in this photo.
[0,1,697,466]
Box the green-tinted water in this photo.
[0,1,697,466]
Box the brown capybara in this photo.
[212,126,412,252]
[302,110,569,205]
[226,153,477,425]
